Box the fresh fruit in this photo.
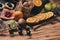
[18,18,26,24]
[0,9,15,19]
[8,20,18,29]
[26,17,37,23]
[45,12,54,19]
[26,12,54,24]
[52,3,57,9]
[5,12,12,18]
[33,0,42,7]
[45,3,52,11]
[34,13,46,21]
[14,11,23,20]
[45,3,57,11]
[30,0,50,15]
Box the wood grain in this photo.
[0,0,60,40]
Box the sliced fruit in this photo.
[36,13,46,21]
[33,15,40,20]
[26,17,37,23]
[1,9,15,19]
[33,16,40,23]
[26,12,54,24]
[33,0,42,7]
[47,12,54,18]
[45,12,54,19]
[5,12,12,18]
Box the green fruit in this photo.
[45,3,52,11]
[52,3,57,9]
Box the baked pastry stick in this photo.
[15,0,34,19]
[15,0,23,11]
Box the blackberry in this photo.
[51,8,60,16]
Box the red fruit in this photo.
[0,9,15,19]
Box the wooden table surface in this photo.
[0,16,60,40]
[0,0,60,40]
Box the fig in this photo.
[18,18,26,24]
[0,9,15,19]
